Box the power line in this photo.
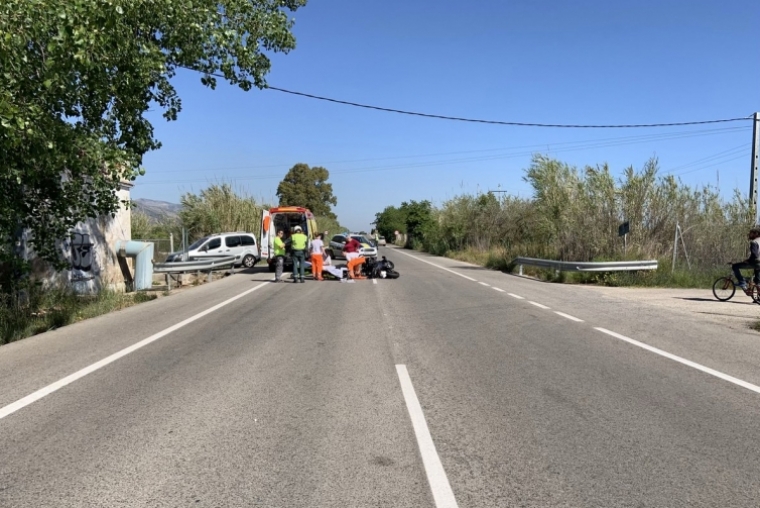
[145,126,748,177]
[669,152,749,177]
[663,145,747,175]
[179,68,753,129]
[265,85,753,128]
[139,136,749,186]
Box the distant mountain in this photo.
[133,198,182,222]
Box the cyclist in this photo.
[732,226,760,289]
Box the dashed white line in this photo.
[507,293,524,299]
[395,250,477,282]
[396,365,459,508]
[478,282,490,287]
[594,328,760,395]
[373,279,378,285]
[492,287,506,293]
[555,311,584,322]
[528,301,550,309]
[0,282,271,421]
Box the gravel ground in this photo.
[571,284,760,330]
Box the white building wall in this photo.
[29,182,134,293]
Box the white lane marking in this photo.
[508,293,524,299]
[395,250,477,282]
[478,282,490,287]
[528,301,550,309]
[492,287,506,293]
[373,279,378,285]
[0,282,271,421]
[555,311,584,322]
[594,328,760,395]
[396,365,459,508]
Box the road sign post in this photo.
[618,221,630,256]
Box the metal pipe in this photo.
[115,240,155,291]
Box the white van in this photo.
[260,206,318,272]
[165,232,260,268]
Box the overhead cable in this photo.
[265,86,753,129]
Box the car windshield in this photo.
[187,236,209,251]
[352,236,372,245]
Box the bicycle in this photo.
[712,263,760,304]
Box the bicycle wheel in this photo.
[712,277,735,301]
[750,286,760,305]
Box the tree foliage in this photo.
[373,206,407,241]
[276,163,338,219]
[373,200,437,247]
[312,215,344,239]
[0,0,306,265]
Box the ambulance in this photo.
[260,206,319,272]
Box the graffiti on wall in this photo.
[71,232,94,272]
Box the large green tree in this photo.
[373,205,407,241]
[276,163,338,219]
[400,200,437,242]
[0,0,305,267]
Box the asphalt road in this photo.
[2,248,760,507]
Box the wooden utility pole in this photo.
[750,112,759,223]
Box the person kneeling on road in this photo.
[343,236,362,279]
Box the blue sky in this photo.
[136,0,760,232]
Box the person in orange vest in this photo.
[310,233,325,281]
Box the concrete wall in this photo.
[28,181,134,293]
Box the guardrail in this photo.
[513,257,658,275]
[153,256,238,290]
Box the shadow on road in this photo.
[232,265,270,276]
[675,297,757,306]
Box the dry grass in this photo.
[0,286,156,345]
[407,155,753,289]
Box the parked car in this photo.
[327,234,378,260]
[165,232,260,268]
[377,236,387,246]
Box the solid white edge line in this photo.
[478,282,490,286]
[507,293,524,299]
[0,282,271,421]
[395,250,477,282]
[528,301,550,310]
[594,327,760,395]
[492,287,506,293]
[554,311,584,322]
[396,365,459,508]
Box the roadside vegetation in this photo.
[2,166,345,345]
[0,285,156,345]
[374,155,753,288]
